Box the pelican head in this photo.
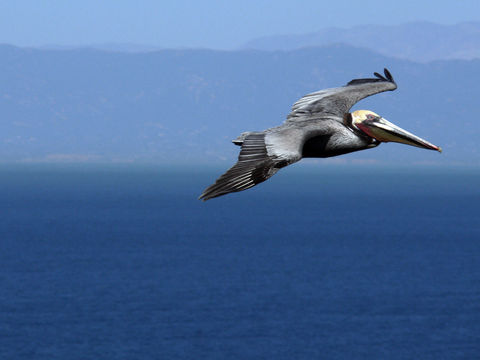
[350,110,441,152]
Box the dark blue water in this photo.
[1,164,480,359]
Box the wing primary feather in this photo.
[384,68,394,82]
[199,133,277,200]
[199,132,299,200]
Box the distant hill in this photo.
[0,44,477,165]
[243,22,480,63]
[37,43,163,53]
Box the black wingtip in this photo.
[383,68,394,83]
[347,68,395,86]
[372,68,395,83]
[373,71,386,81]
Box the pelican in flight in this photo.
[199,69,441,201]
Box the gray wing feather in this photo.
[199,133,298,201]
[287,68,397,121]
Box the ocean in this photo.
[1,164,479,359]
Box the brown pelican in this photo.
[199,69,441,201]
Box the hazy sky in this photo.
[2,0,480,48]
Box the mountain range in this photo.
[0,41,478,166]
[37,22,480,63]
[244,22,480,63]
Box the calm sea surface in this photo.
[1,164,480,359]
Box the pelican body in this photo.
[199,69,441,201]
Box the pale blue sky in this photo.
[2,0,480,48]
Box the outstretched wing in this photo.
[287,68,397,121]
[199,133,300,201]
